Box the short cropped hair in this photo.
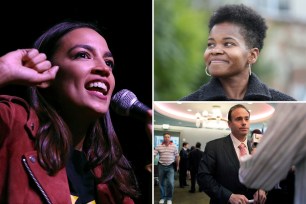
[163,132,170,137]
[228,104,250,121]
[208,4,268,51]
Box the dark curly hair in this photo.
[208,4,268,51]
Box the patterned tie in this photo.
[238,143,247,157]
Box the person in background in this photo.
[180,4,295,101]
[187,145,195,180]
[250,129,263,154]
[0,21,152,204]
[188,142,204,193]
[154,132,179,204]
[179,142,189,188]
[198,104,266,204]
[265,168,295,204]
[239,103,306,204]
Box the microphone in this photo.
[111,89,150,122]
[251,129,263,148]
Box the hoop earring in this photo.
[205,67,211,77]
[248,64,252,76]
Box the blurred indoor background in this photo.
[154,101,275,152]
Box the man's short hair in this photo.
[163,132,170,137]
[228,104,250,121]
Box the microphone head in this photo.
[251,129,262,135]
[251,129,263,145]
[111,89,138,116]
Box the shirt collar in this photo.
[162,141,173,146]
[230,133,247,148]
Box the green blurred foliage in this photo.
[154,0,210,100]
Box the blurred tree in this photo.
[154,0,210,100]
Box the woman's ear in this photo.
[248,48,259,64]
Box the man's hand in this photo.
[253,189,266,204]
[145,163,152,173]
[229,194,249,204]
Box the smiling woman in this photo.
[0,2,152,204]
[179,4,296,101]
[43,26,115,118]
[0,21,151,204]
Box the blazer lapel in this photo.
[223,135,240,170]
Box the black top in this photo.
[66,149,96,204]
[179,73,296,101]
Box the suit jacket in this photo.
[188,148,204,173]
[198,135,256,204]
[179,148,189,171]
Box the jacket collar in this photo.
[196,73,272,100]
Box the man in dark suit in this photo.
[179,142,189,188]
[198,104,266,204]
[188,142,204,193]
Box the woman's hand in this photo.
[146,109,152,143]
[0,49,58,88]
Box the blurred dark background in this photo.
[0,1,152,204]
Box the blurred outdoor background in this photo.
[154,0,306,101]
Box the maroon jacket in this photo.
[0,95,134,204]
